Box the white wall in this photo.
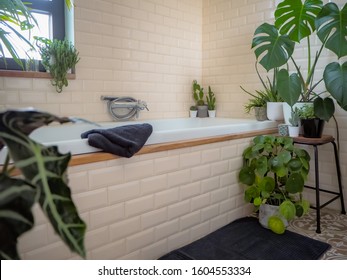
[18,139,252,259]
[202,0,347,211]
[2,0,347,258]
[0,0,203,121]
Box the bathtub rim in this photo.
[71,127,277,164]
[3,127,277,175]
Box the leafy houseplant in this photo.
[251,0,347,121]
[192,80,208,118]
[239,135,310,234]
[206,86,216,117]
[297,103,326,138]
[288,108,300,127]
[288,108,300,136]
[37,38,80,93]
[0,0,36,69]
[242,64,283,121]
[0,110,86,259]
[189,105,198,118]
[0,0,73,69]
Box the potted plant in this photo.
[36,37,80,93]
[0,110,86,260]
[297,98,334,138]
[243,90,267,121]
[189,105,198,118]
[251,0,347,126]
[242,64,284,121]
[239,135,310,234]
[192,80,208,118]
[206,86,216,117]
[288,108,300,137]
[0,0,73,69]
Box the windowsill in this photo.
[0,70,76,79]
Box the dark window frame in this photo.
[0,0,65,71]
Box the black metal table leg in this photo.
[293,135,346,234]
[313,145,321,234]
[332,141,346,215]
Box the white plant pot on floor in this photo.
[259,204,288,229]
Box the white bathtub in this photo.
[0,118,277,162]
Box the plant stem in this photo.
[290,57,306,101]
[307,35,311,81]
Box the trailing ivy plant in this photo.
[36,38,80,93]
[0,110,86,260]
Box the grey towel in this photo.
[81,124,153,158]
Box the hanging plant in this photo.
[37,37,80,93]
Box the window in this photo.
[0,0,65,71]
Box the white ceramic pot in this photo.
[288,126,300,137]
[266,102,284,121]
[208,110,216,118]
[189,110,198,118]
[259,204,288,229]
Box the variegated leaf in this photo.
[0,110,86,258]
[0,175,35,260]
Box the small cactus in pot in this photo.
[192,80,208,117]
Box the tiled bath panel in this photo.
[17,138,254,260]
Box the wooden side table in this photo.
[292,135,346,233]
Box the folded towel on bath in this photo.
[81,124,153,158]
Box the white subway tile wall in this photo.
[0,0,203,120]
[18,138,252,260]
[2,0,346,259]
[202,0,347,213]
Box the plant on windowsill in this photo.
[192,80,208,118]
[0,110,86,260]
[206,86,216,118]
[242,64,284,121]
[0,0,73,70]
[239,135,310,234]
[189,105,198,118]
[36,37,80,93]
[251,0,347,126]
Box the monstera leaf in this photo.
[277,69,302,107]
[314,97,335,122]
[275,0,323,42]
[252,23,295,71]
[316,3,347,58]
[324,62,347,110]
[0,110,86,259]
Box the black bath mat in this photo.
[159,217,330,260]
